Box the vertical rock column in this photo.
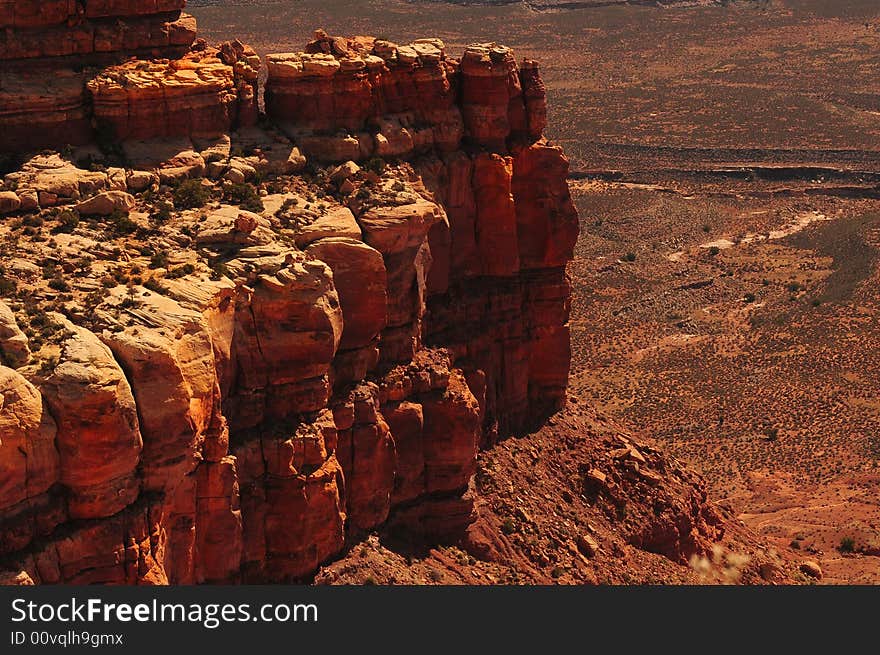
[36,319,143,519]
[0,367,61,555]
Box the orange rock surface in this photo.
[0,28,578,585]
[88,42,260,141]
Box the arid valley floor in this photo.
[189,0,880,583]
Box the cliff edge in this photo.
[0,10,797,584]
[0,11,581,583]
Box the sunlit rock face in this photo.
[0,25,578,585]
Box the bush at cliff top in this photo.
[173,179,211,209]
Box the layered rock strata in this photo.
[0,31,578,585]
[262,32,577,436]
[265,33,546,162]
[88,41,260,141]
[0,1,261,152]
[0,1,195,61]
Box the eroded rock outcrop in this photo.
[0,367,60,555]
[0,2,253,152]
[0,29,579,586]
[264,34,546,163]
[0,302,30,368]
[88,41,260,141]
[32,317,143,520]
[0,1,195,61]
[418,142,578,436]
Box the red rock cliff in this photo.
[0,1,253,153]
[0,28,578,584]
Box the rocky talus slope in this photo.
[0,14,795,584]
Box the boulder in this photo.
[196,207,275,247]
[126,171,158,193]
[799,560,823,580]
[0,302,30,368]
[74,190,135,216]
[306,237,387,351]
[5,154,107,205]
[0,191,20,214]
[294,206,362,248]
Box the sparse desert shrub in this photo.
[151,201,173,223]
[280,197,299,212]
[54,210,80,234]
[94,120,124,161]
[41,262,58,280]
[838,537,856,553]
[48,277,69,292]
[363,156,386,176]
[38,355,59,375]
[149,251,169,269]
[0,274,16,296]
[166,263,196,279]
[173,179,211,209]
[120,285,139,309]
[224,183,263,213]
[109,210,138,235]
[209,259,229,281]
[743,293,756,303]
[623,252,637,262]
[83,289,108,309]
[143,278,167,294]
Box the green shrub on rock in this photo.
[173,179,211,209]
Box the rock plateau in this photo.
[0,14,583,584]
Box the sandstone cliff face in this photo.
[0,2,249,152]
[0,1,194,61]
[88,41,260,141]
[0,27,579,584]
[261,32,576,435]
[263,34,545,162]
[35,317,143,520]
